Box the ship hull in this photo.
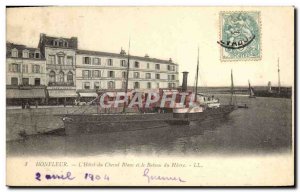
[61,105,236,136]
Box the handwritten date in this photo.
[35,172,109,182]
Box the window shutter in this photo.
[83,57,85,64]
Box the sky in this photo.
[6,7,294,87]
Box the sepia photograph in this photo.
[5,6,294,186]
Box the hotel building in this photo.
[6,34,179,105]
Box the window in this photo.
[29,52,35,58]
[22,78,29,86]
[49,55,55,64]
[58,71,64,82]
[155,64,160,70]
[134,82,140,89]
[67,71,73,83]
[108,71,115,78]
[35,52,40,59]
[67,56,73,65]
[93,58,100,65]
[147,82,151,89]
[83,57,91,64]
[11,64,20,72]
[168,83,175,88]
[22,64,28,73]
[122,71,127,78]
[147,63,150,69]
[49,71,56,83]
[11,77,18,85]
[11,49,18,57]
[94,82,100,89]
[53,40,59,46]
[134,72,140,78]
[58,56,64,65]
[84,82,90,89]
[157,83,159,88]
[93,70,100,78]
[32,65,40,73]
[134,61,139,68]
[172,75,175,80]
[82,70,90,78]
[108,81,115,89]
[64,41,68,47]
[35,78,40,86]
[155,74,160,79]
[120,60,126,67]
[107,59,113,66]
[168,65,175,71]
[23,50,29,58]
[59,41,63,47]
[146,73,151,79]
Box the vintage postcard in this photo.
[6,6,294,186]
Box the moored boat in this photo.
[60,47,237,136]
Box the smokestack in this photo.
[182,71,189,92]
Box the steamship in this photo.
[60,48,236,136]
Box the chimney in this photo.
[120,48,126,55]
[182,71,189,92]
[145,54,149,58]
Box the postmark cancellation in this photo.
[219,11,261,61]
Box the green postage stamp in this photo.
[219,11,261,61]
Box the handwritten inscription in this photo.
[84,173,110,181]
[35,171,75,181]
[35,172,109,182]
[143,168,186,183]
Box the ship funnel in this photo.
[182,71,189,92]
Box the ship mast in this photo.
[122,39,131,113]
[278,58,281,94]
[248,79,251,95]
[194,47,199,102]
[230,69,235,105]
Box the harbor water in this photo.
[7,95,292,156]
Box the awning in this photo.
[6,89,46,99]
[79,92,98,97]
[48,89,77,98]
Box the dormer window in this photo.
[64,41,68,47]
[53,40,59,46]
[35,51,40,59]
[11,48,18,58]
[22,50,29,58]
[59,41,63,47]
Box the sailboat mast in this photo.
[248,80,251,94]
[194,47,199,102]
[278,58,281,94]
[122,40,131,113]
[230,69,234,105]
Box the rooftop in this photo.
[77,49,177,65]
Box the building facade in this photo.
[38,34,78,104]
[6,43,47,105]
[76,49,179,94]
[7,33,179,105]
